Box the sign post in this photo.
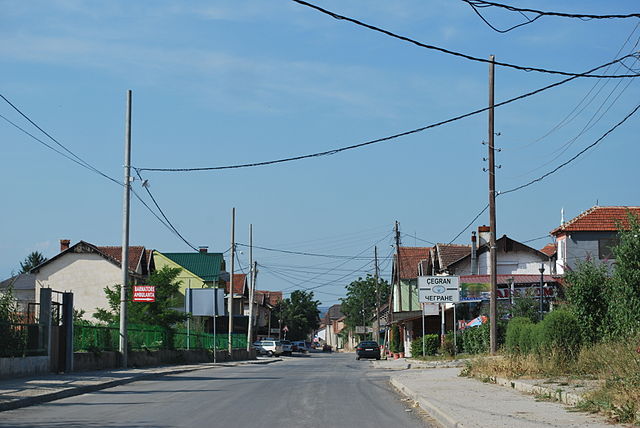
[418,276,460,348]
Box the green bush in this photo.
[411,334,439,357]
[505,317,533,354]
[390,325,400,353]
[518,322,541,355]
[538,309,582,359]
[462,323,489,354]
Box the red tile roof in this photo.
[436,244,471,269]
[551,206,640,235]
[96,246,145,272]
[255,290,283,306]
[540,243,557,257]
[224,273,247,295]
[397,247,431,279]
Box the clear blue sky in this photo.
[2,0,639,306]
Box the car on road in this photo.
[280,340,293,356]
[254,340,284,356]
[355,341,380,360]
[292,340,309,353]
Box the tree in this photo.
[340,274,390,331]
[19,251,47,274]
[0,283,26,357]
[565,258,609,343]
[605,212,640,337]
[274,290,320,341]
[93,266,187,332]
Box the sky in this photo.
[1,0,639,306]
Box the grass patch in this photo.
[461,335,640,424]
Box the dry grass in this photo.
[461,336,640,424]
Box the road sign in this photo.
[133,285,155,302]
[418,276,460,303]
[283,326,289,332]
[422,303,439,316]
[355,326,366,334]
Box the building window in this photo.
[598,238,618,260]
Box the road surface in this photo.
[0,353,433,428]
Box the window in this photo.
[598,238,618,260]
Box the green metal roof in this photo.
[160,252,224,281]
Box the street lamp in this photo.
[507,277,514,306]
[538,264,545,318]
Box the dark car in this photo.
[356,341,380,360]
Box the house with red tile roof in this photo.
[551,206,640,274]
[31,239,152,321]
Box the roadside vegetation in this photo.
[461,212,640,424]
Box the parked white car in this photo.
[253,340,283,357]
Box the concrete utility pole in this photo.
[488,55,498,355]
[247,224,254,351]
[119,90,132,368]
[374,246,381,344]
[228,208,235,354]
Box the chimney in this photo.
[471,232,478,275]
[198,246,208,254]
[478,225,490,247]
[60,239,71,252]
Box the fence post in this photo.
[62,292,74,372]
[39,288,52,370]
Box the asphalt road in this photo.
[0,353,433,428]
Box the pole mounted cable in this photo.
[290,0,640,78]
[135,53,639,173]
[463,0,640,20]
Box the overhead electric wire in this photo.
[464,0,542,33]
[522,235,551,244]
[401,233,436,245]
[0,92,200,252]
[290,0,639,79]
[236,243,392,259]
[261,266,345,297]
[134,168,198,251]
[448,204,490,244]
[136,53,638,174]
[463,0,640,20]
[501,103,640,196]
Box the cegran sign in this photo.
[418,276,460,303]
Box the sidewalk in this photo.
[0,358,279,412]
[385,364,612,428]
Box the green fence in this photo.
[74,323,247,352]
[0,321,46,358]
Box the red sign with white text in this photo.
[133,285,155,302]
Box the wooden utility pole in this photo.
[395,221,402,312]
[119,90,132,368]
[488,55,498,355]
[246,224,254,351]
[228,208,235,354]
[374,246,381,344]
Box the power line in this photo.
[448,204,490,244]
[290,0,640,79]
[133,169,198,251]
[522,235,551,244]
[401,233,436,245]
[463,0,640,20]
[135,53,638,174]
[0,93,200,252]
[464,0,542,33]
[501,103,640,195]
[236,243,392,259]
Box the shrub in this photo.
[390,325,400,353]
[462,323,489,354]
[518,322,541,355]
[505,317,533,354]
[565,259,609,343]
[538,309,582,359]
[411,334,439,357]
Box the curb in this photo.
[492,377,584,406]
[0,358,279,413]
[389,376,464,428]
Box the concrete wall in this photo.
[0,356,49,379]
[74,348,257,372]
[35,253,121,321]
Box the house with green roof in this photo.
[152,248,226,305]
